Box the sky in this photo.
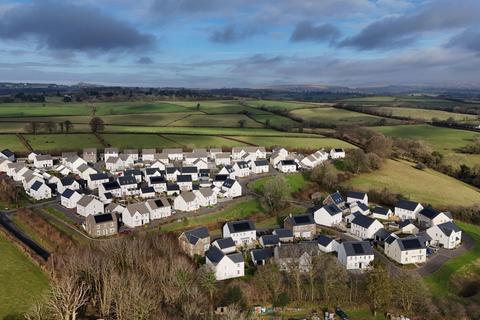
[0,0,479,88]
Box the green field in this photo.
[163,134,246,149]
[245,100,328,110]
[166,100,267,115]
[346,159,480,207]
[0,234,49,318]
[341,95,479,109]
[249,173,309,195]
[374,106,478,122]
[169,114,264,128]
[26,134,102,152]
[0,134,28,152]
[251,114,299,127]
[231,135,355,150]
[290,107,399,126]
[374,124,480,167]
[102,134,181,149]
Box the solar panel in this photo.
[352,243,365,254]
[401,238,422,250]
[232,221,252,232]
[294,215,312,224]
[154,199,165,207]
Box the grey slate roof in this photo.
[322,204,342,216]
[273,228,293,239]
[254,159,269,166]
[285,213,315,226]
[225,220,255,233]
[222,178,237,188]
[251,248,273,262]
[206,246,224,264]
[347,191,366,200]
[214,237,235,249]
[260,234,279,246]
[396,199,421,211]
[177,175,192,183]
[276,241,320,259]
[396,237,425,251]
[329,191,344,204]
[351,214,377,229]
[317,235,335,247]
[184,227,209,245]
[118,176,137,186]
[62,189,75,199]
[228,252,244,263]
[30,181,43,191]
[437,221,461,236]
[342,241,374,256]
[419,207,440,219]
[399,219,415,229]
[90,173,109,181]
[372,206,391,216]
[102,181,120,191]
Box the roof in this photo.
[374,228,391,241]
[396,199,421,211]
[36,154,52,161]
[141,186,155,194]
[396,237,425,251]
[150,176,166,184]
[228,252,244,263]
[280,159,296,165]
[92,213,114,224]
[328,191,344,204]
[225,220,255,233]
[384,235,398,245]
[214,237,235,249]
[214,174,229,181]
[183,227,209,245]
[251,248,273,262]
[61,189,76,199]
[30,181,43,191]
[436,221,461,236]
[317,235,335,247]
[167,183,180,191]
[125,202,150,216]
[147,197,170,209]
[163,148,183,154]
[198,187,214,197]
[1,149,14,157]
[83,148,97,154]
[180,191,197,202]
[322,204,342,216]
[273,228,293,239]
[254,159,269,166]
[105,148,119,153]
[177,175,192,183]
[354,201,369,212]
[399,219,415,229]
[77,195,96,207]
[341,241,373,256]
[206,245,224,264]
[333,148,344,152]
[60,177,75,186]
[419,207,440,220]
[124,169,141,176]
[118,176,137,186]
[372,206,391,216]
[145,168,161,175]
[102,181,120,191]
[260,234,279,246]
[351,214,378,229]
[236,161,249,169]
[286,214,315,226]
[347,191,366,200]
[166,167,180,174]
[124,149,138,155]
[181,166,198,174]
[276,241,320,259]
[90,173,109,181]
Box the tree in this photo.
[26,122,39,134]
[345,149,369,173]
[366,263,392,316]
[59,122,64,133]
[48,274,88,320]
[238,119,246,128]
[198,265,217,317]
[44,121,57,133]
[265,119,270,128]
[262,175,289,212]
[365,134,392,158]
[0,177,19,206]
[196,103,200,111]
[311,163,338,190]
[64,120,73,133]
[89,117,105,133]
[393,272,423,314]
[254,264,284,306]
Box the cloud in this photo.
[209,25,258,44]
[290,21,340,43]
[339,0,480,50]
[137,56,154,64]
[0,1,154,53]
[447,29,480,53]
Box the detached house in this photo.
[350,215,383,239]
[206,246,244,281]
[317,235,339,253]
[104,148,118,161]
[149,176,167,193]
[77,195,104,217]
[284,214,316,239]
[61,189,82,209]
[83,148,97,163]
[28,181,51,200]
[145,197,171,220]
[57,177,80,194]
[312,204,342,227]
[174,191,199,212]
[417,207,452,228]
[394,199,423,220]
[99,181,122,198]
[118,175,139,196]
[251,248,274,266]
[194,188,217,207]
[372,206,393,220]
[278,160,297,173]
[215,153,231,166]
[164,148,183,161]
[427,221,462,249]
[88,173,109,190]
[212,237,236,254]
[85,213,118,238]
[330,148,345,159]
[384,236,426,265]
[142,149,156,162]
[179,227,210,257]
[233,161,250,177]
[399,219,419,235]
[34,155,53,169]
[122,202,150,228]
[273,228,294,243]
[251,160,269,174]
[177,174,193,191]
[259,234,280,248]
[222,179,242,198]
[223,220,256,246]
[323,191,347,211]
[337,241,374,271]
[0,149,15,162]
[346,191,368,206]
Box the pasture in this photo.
[168,114,264,128]
[101,134,180,149]
[26,134,102,152]
[373,106,478,122]
[290,107,399,126]
[231,135,355,149]
[0,134,27,152]
[163,134,246,149]
[245,100,327,110]
[346,159,480,207]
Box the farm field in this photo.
[374,124,480,167]
[163,134,246,149]
[346,159,480,207]
[0,234,49,319]
[341,95,480,109]
[290,107,400,126]
[250,114,299,127]
[101,134,181,149]
[245,100,328,110]
[165,100,267,114]
[373,106,478,122]
[26,134,102,153]
[231,135,355,150]
[169,114,264,128]
[0,134,27,153]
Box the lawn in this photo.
[0,234,49,318]
[424,222,480,298]
[249,172,310,195]
[230,135,356,150]
[346,159,480,207]
[161,199,265,232]
[0,134,28,153]
[169,114,264,128]
[101,134,181,149]
[26,134,102,153]
[290,107,399,126]
[163,134,246,149]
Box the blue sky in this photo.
[0,0,479,88]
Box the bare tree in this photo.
[262,175,289,212]
[64,120,73,133]
[44,121,57,133]
[26,122,39,134]
[89,117,105,133]
[48,274,88,320]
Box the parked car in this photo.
[335,307,349,320]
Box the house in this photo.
[251,160,269,174]
[166,183,180,196]
[27,181,52,200]
[184,151,208,165]
[372,206,393,220]
[181,166,199,181]
[251,248,274,266]
[349,201,370,215]
[122,202,150,228]
[337,241,374,270]
[145,197,171,220]
[164,148,183,161]
[104,148,119,161]
[56,177,80,194]
[27,152,37,162]
[84,213,118,238]
[317,235,339,253]
[154,152,170,164]
[149,176,167,193]
[278,160,297,173]
[330,148,346,159]
[142,149,156,162]
[221,179,242,198]
[123,149,139,162]
[350,215,383,239]
[233,161,250,177]
[144,167,162,179]
[88,173,109,190]
[219,165,236,179]
[150,160,166,170]
[105,202,125,215]
[284,214,316,239]
[394,199,424,220]
[311,204,342,227]
[166,167,181,181]
[384,236,426,265]
[426,221,462,249]
[270,150,288,167]
[61,189,82,209]
[273,228,294,243]
[215,153,231,166]
[124,169,142,183]
[417,231,433,247]
[209,148,223,159]
[346,191,368,206]
[78,164,97,181]
[177,174,193,191]
[399,219,419,235]
[417,207,452,228]
[232,146,266,161]
[140,187,156,199]
[223,220,256,246]
[179,227,210,257]
[213,174,228,188]
[0,158,11,172]
[105,156,124,172]
[99,181,122,198]
[374,228,395,246]
[83,148,97,163]
[259,234,280,248]
[193,158,208,170]
[34,154,53,169]
[76,195,104,217]
[212,237,236,254]
[0,149,15,162]
[118,175,139,196]
[174,191,199,212]
[274,241,321,272]
[323,191,347,211]
[194,188,217,207]
[206,246,244,281]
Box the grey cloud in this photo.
[447,29,480,53]
[209,25,257,44]
[290,21,340,43]
[137,56,154,64]
[0,1,154,53]
[339,0,480,50]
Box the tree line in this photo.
[25,117,105,134]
